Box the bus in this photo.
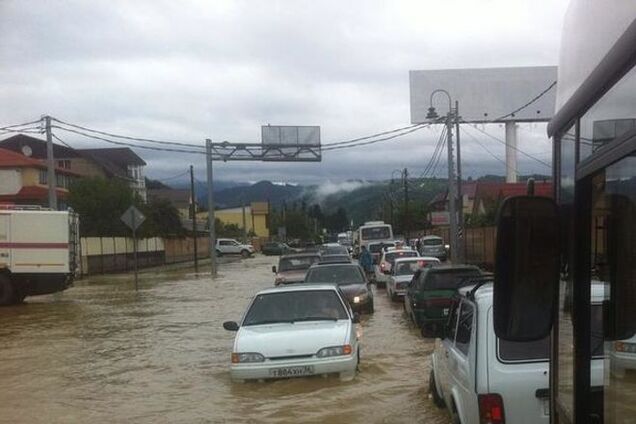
[491,3,636,423]
[353,221,393,256]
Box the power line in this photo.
[322,124,430,152]
[419,125,446,179]
[465,122,551,168]
[462,124,521,176]
[0,119,42,130]
[491,81,557,122]
[51,133,76,150]
[322,123,425,147]
[52,125,207,155]
[155,170,190,182]
[52,118,206,149]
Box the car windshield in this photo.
[278,256,319,272]
[385,250,418,264]
[423,238,443,246]
[361,226,390,240]
[305,266,365,285]
[423,270,481,290]
[321,246,348,255]
[243,290,348,325]
[395,260,425,276]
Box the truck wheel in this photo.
[0,275,15,306]
[429,370,445,408]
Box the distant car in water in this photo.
[216,238,255,258]
[304,263,374,314]
[223,284,360,382]
[272,253,321,285]
[404,265,481,336]
[374,247,419,287]
[418,235,447,261]
[386,257,440,301]
[262,242,295,256]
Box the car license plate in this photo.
[269,366,314,378]
[443,308,449,316]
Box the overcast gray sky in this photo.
[0,0,568,185]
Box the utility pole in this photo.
[403,168,409,243]
[454,100,464,263]
[242,197,247,244]
[45,116,57,210]
[205,139,217,277]
[446,113,459,264]
[190,165,199,273]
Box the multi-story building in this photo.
[0,147,79,208]
[0,135,147,201]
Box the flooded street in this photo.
[0,255,449,423]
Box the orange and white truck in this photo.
[0,206,79,305]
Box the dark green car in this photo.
[404,265,481,336]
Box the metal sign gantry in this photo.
[205,126,321,276]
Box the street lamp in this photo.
[426,89,464,263]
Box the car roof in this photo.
[280,253,320,259]
[257,284,339,295]
[458,282,493,305]
[309,262,360,269]
[394,256,437,264]
[426,264,481,273]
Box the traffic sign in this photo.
[120,206,145,231]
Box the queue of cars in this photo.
[223,237,584,424]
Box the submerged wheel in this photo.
[429,370,445,408]
[0,275,16,306]
[240,250,250,258]
[215,249,222,257]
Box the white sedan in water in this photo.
[223,284,360,382]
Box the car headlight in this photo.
[353,292,369,303]
[232,352,265,363]
[316,345,352,358]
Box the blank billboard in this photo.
[409,66,557,124]
[261,125,321,162]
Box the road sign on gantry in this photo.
[261,125,321,161]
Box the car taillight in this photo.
[478,394,505,424]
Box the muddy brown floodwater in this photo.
[0,255,450,424]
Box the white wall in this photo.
[0,169,22,195]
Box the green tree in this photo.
[139,197,186,237]
[68,177,136,236]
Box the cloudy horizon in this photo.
[0,0,568,185]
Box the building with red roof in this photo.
[0,147,80,207]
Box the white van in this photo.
[430,281,605,424]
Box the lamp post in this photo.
[426,90,463,263]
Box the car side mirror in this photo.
[223,321,239,331]
[272,266,277,273]
[493,196,560,342]
[352,312,361,324]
